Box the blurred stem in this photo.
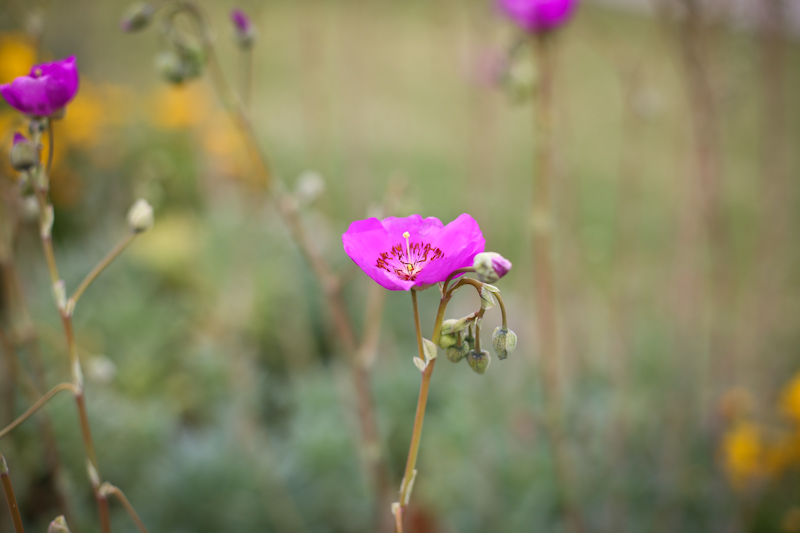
[531,34,584,533]
[0,382,77,440]
[0,324,18,426]
[101,484,148,533]
[0,453,24,533]
[46,120,55,177]
[396,292,451,530]
[68,232,136,313]
[170,1,391,523]
[240,46,253,115]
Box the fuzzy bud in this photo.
[473,252,512,283]
[231,9,257,48]
[467,349,491,374]
[10,132,37,172]
[492,327,517,360]
[127,199,154,233]
[446,342,469,363]
[120,3,154,32]
[48,516,71,533]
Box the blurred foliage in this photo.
[0,0,799,532]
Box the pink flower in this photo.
[498,0,577,33]
[230,9,252,34]
[342,214,486,291]
[0,56,79,117]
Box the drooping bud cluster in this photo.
[156,44,206,85]
[467,349,491,374]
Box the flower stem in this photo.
[395,293,451,530]
[169,2,391,524]
[0,452,24,533]
[0,382,78,440]
[46,119,55,177]
[531,33,584,533]
[68,232,136,313]
[411,290,424,363]
[101,484,148,533]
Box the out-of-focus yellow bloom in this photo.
[0,33,36,84]
[202,111,246,179]
[149,85,212,130]
[780,372,800,423]
[722,421,766,489]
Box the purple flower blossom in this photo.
[231,9,252,34]
[0,56,79,117]
[342,214,486,291]
[498,0,577,33]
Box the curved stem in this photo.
[0,453,24,533]
[442,267,474,296]
[68,232,136,313]
[0,382,77,440]
[102,484,148,533]
[495,292,508,328]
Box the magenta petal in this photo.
[498,0,577,32]
[416,214,485,285]
[1,56,78,116]
[342,213,485,291]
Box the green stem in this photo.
[0,453,24,533]
[68,232,136,313]
[395,293,451,530]
[0,383,77,440]
[102,484,148,533]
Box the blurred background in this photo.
[0,0,799,531]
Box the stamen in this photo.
[375,233,444,282]
[33,68,43,78]
[403,231,411,261]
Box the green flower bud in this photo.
[446,342,469,363]
[492,327,517,360]
[467,349,491,374]
[10,134,37,172]
[48,516,71,533]
[156,50,186,84]
[121,3,154,33]
[473,252,512,284]
[438,332,457,349]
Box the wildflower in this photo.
[722,421,765,489]
[474,251,512,283]
[230,9,256,48]
[0,56,79,117]
[498,0,577,33]
[342,214,485,291]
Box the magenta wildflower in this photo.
[342,214,485,291]
[498,0,577,33]
[0,56,79,117]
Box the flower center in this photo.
[32,68,43,78]
[376,231,444,281]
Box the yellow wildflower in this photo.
[149,85,212,130]
[722,421,765,489]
